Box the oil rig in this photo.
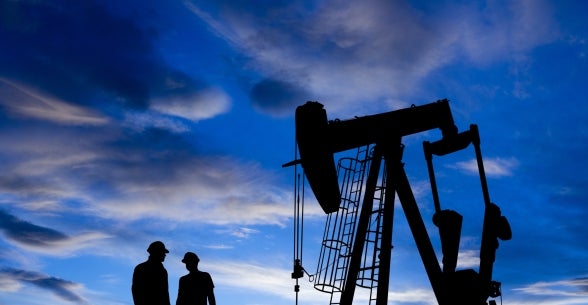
[284,99,511,305]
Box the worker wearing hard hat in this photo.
[132,241,171,305]
[176,251,216,305]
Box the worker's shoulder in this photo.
[192,271,213,280]
[197,270,212,277]
[133,260,149,270]
[134,260,164,272]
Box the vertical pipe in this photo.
[375,140,403,305]
[471,125,491,206]
[471,124,497,302]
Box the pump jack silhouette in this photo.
[284,99,511,305]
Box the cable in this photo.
[292,141,305,305]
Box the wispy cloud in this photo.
[204,244,234,250]
[122,110,191,133]
[0,108,297,227]
[0,210,67,246]
[0,79,109,126]
[455,0,559,65]
[208,260,330,305]
[216,227,260,239]
[0,133,297,232]
[209,259,439,305]
[93,157,296,226]
[449,157,519,177]
[515,278,588,297]
[456,249,481,269]
[186,0,558,116]
[0,1,230,127]
[387,288,437,305]
[150,86,231,122]
[0,268,89,305]
[0,210,110,255]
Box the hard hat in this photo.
[147,241,169,254]
[182,252,200,264]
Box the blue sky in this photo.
[0,0,587,305]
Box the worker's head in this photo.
[182,252,200,271]
[147,241,169,262]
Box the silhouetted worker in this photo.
[132,241,171,305]
[176,252,216,305]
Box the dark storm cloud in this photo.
[0,210,69,247]
[250,78,309,116]
[0,267,88,304]
[0,0,214,111]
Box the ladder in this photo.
[314,145,372,305]
[357,162,387,305]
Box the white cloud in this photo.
[220,227,260,238]
[208,260,330,305]
[455,1,558,64]
[456,249,480,269]
[150,87,231,122]
[207,259,441,305]
[186,0,559,116]
[90,158,299,226]
[0,78,109,126]
[388,288,437,305]
[0,116,301,228]
[449,157,519,178]
[3,231,112,257]
[0,273,22,292]
[514,278,588,297]
[122,110,190,133]
[204,244,233,250]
